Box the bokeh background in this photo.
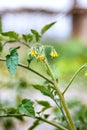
[0,0,87,130]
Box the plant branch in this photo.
[2,40,30,48]
[19,40,30,48]
[63,63,87,94]
[0,58,53,85]
[45,61,76,130]
[2,42,7,47]
[36,116,68,130]
[0,114,68,130]
[55,99,71,129]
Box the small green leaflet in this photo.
[41,21,56,35]
[1,31,19,41]
[22,34,33,42]
[33,84,52,98]
[31,29,41,42]
[7,108,17,114]
[36,100,51,113]
[37,100,51,108]
[6,47,19,76]
[28,120,39,130]
[19,99,35,118]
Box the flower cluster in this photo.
[28,46,59,64]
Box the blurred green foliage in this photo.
[54,99,87,130]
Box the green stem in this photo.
[0,114,68,130]
[2,40,30,48]
[54,98,71,129]
[45,62,76,130]
[2,42,7,47]
[0,58,53,85]
[37,116,68,130]
[19,40,30,48]
[63,63,87,94]
[54,81,76,130]
[45,60,55,81]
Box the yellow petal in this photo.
[37,55,45,61]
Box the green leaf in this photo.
[7,108,17,114]
[44,114,50,119]
[0,34,10,42]
[2,31,19,40]
[36,100,51,113]
[9,46,20,54]
[31,29,38,35]
[6,47,19,76]
[33,85,52,98]
[41,21,56,35]
[19,99,35,118]
[28,120,39,130]
[37,100,51,108]
[22,34,33,42]
[31,29,41,42]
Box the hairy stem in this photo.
[54,81,76,130]
[45,62,76,130]
[0,114,68,130]
[63,63,87,94]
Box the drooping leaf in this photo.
[36,100,51,113]
[6,47,19,76]
[37,100,51,108]
[41,21,56,35]
[2,31,19,40]
[33,85,52,98]
[28,120,39,130]
[19,99,35,118]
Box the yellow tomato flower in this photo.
[28,49,37,57]
[50,50,59,57]
[37,55,45,61]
